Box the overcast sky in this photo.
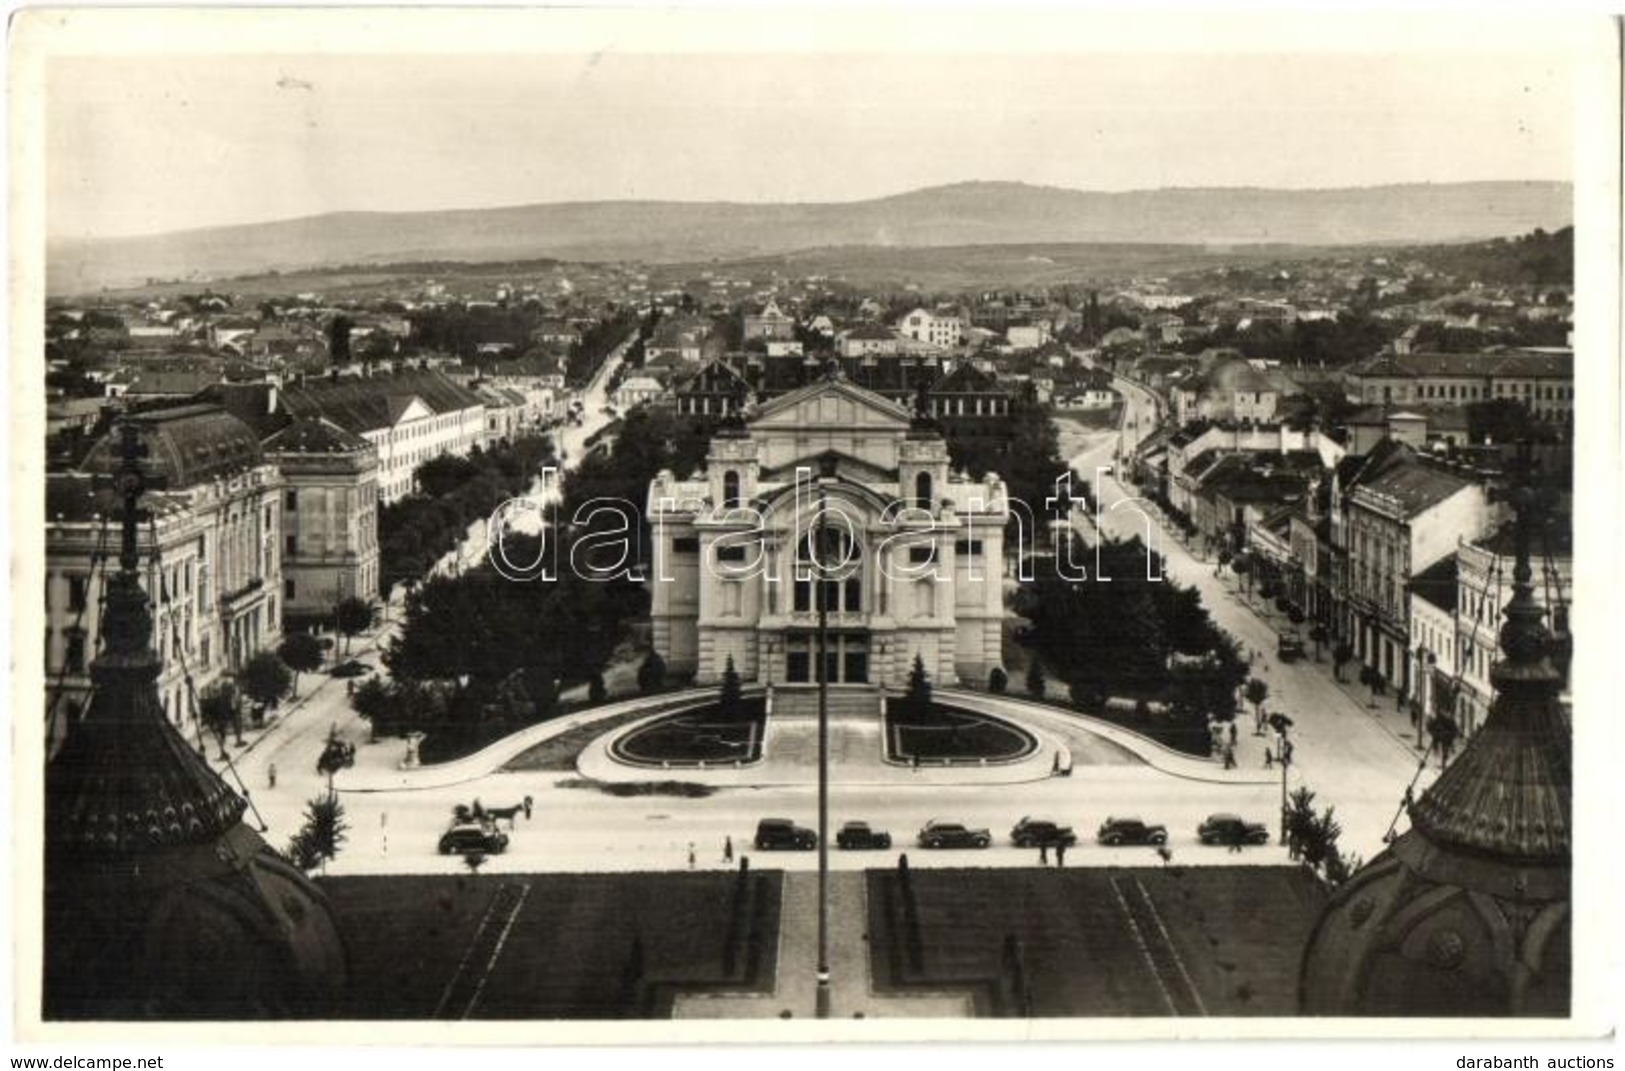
[42,14,1585,240]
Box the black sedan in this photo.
[836,821,893,850]
[918,820,992,849]
[1096,816,1169,846]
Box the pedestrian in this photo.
[523,795,533,820]
[1056,843,1067,868]
[1052,751,1061,776]
[1156,845,1173,866]
[1039,844,1049,866]
[473,798,485,821]
[1227,723,1237,748]
[1223,746,1236,770]
[1229,831,1244,854]
[267,762,277,788]
[1264,748,1274,769]
[723,835,734,864]
[688,842,696,870]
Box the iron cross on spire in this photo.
[94,420,169,574]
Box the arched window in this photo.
[722,470,740,509]
[915,471,933,510]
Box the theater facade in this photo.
[647,376,1009,691]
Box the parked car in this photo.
[755,818,817,851]
[1277,632,1305,662]
[836,821,892,850]
[1010,816,1079,848]
[917,820,992,849]
[439,823,509,856]
[1096,816,1168,846]
[1197,813,1271,846]
[330,659,373,678]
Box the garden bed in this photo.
[611,700,767,765]
[884,704,1037,763]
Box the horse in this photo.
[483,795,534,829]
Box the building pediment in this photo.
[748,376,912,435]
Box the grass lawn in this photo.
[867,866,1326,1017]
[323,870,781,1019]
[613,702,766,765]
[886,706,1036,763]
[501,706,667,771]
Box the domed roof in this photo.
[80,405,264,488]
[46,423,346,1019]
[1300,470,1570,1017]
[1200,358,1275,394]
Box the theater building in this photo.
[647,375,1009,691]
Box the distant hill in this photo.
[47,180,1572,295]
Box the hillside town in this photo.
[45,228,1574,747]
[40,224,1578,1025]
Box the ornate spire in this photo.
[1406,442,1570,861]
[47,419,246,854]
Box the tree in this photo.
[334,596,376,656]
[316,726,357,789]
[718,656,742,720]
[905,653,932,714]
[278,632,325,697]
[638,651,667,695]
[1244,677,1269,732]
[198,680,238,759]
[1285,786,1318,861]
[350,676,392,741]
[1025,660,1046,700]
[327,314,354,365]
[1302,806,1344,874]
[287,791,348,875]
[240,650,294,714]
[1427,713,1461,769]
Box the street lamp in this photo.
[814,481,833,1020]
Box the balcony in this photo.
[218,575,266,611]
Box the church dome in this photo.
[46,422,346,1019]
[1299,475,1570,1017]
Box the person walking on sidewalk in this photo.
[268,763,277,789]
[1039,844,1049,866]
[1055,843,1067,868]
[688,842,696,870]
[723,835,734,864]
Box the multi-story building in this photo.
[1343,349,1574,425]
[895,307,964,350]
[742,299,796,343]
[1452,522,1571,733]
[1170,357,1278,426]
[836,325,901,359]
[1407,555,1460,734]
[279,369,486,504]
[648,374,1009,690]
[264,416,381,625]
[47,407,284,740]
[673,358,752,419]
[1336,442,1495,693]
